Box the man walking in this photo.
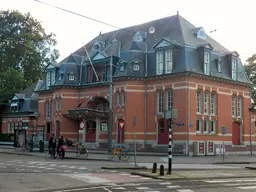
[48,133,57,156]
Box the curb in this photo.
[212,162,253,165]
[101,166,147,170]
[65,157,111,162]
[0,151,37,157]
[131,171,256,180]
[245,166,256,170]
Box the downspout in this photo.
[144,36,148,148]
[187,73,190,156]
[250,91,252,155]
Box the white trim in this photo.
[39,100,45,103]
[124,132,156,135]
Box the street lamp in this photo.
[164,109,172,174]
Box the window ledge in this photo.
[196,113,202,115]
[196,131,202,135]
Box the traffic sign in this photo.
[79,122,85,130]
[176,122,184,126]
[188,124,193,127]
[119,122,125,129]
[221,127,226,135]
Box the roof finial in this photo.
[177,11,179,15]
[99,31,102,36]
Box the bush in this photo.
[0,133,14,142]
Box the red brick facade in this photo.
[36,74,252,155]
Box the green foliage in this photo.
[0,10,59,102]
[244,54,256,100]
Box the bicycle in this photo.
[106,144,130,161]
[46,147,56,159]
[77,145,89,158]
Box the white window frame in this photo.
[165,49,173,74]
[157,92,164,113]
[156,51,164,75]
[196,91,202,114]
[133,64,140,71]
[232,59,237,80]
[238,96,242,117]
[204,92,209,114]
[210,121,216,133]
[217,59,222,73]
[52,71,55,85]
[204,120,209,133]
[56,99,59,110]
[166,90,172,110]
[46,72,51,87]
[204,52,210,75]
[232,96,236,117]
[196,119,202,133]
[69,74,75,80]
[211,93,216,115]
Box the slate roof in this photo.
[39,13,251,91]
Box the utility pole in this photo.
[108,56,113,151]
[168,119,172,174]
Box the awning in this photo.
[63,108,108,120]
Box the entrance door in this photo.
[158,118,168,144]
[86,120,96,143]
[232,122,240,145]
[118,119,125,144]
[56,121,60,139]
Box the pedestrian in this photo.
[48,133,57,156]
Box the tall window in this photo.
[196,91,202,114]
[211,93,216,115]
[204,92,209,114]
[56,99,61,110]
[165,50,173,73]
[217,58,222,73]
[52,71,56,85]
[204,52,210,75]
[116,93,120,106]
[46,101,51,119]
[232,96,236,117]
[196,119,202,132]
[46,72,51,87]
[121,91,125,105]
[166,91,173,110]
[210,121,216,133]
[157,92,164,113]
[156,51,164,75]
[238,96,242,117]
[232,59,237,80]
[204,120,209,133]
[11,122,14,133]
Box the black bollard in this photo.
[152,162,157,173]
[160,165,165,176]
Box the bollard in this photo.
[152,162,157,173]
[160,165,165,176]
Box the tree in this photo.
[244,54,256,100]
[0,10,59,102]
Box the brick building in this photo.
[1,80,43,147]
[36,12,252,155]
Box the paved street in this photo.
[1,153,256,192]
[39,178,256,192]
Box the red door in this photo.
[86,128,96,143]
[158,119,168,144]
[232,122,240,145]
[118,120,125,144]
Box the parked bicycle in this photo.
[72,142,89,158]
[106,144,130,161]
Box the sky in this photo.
[1,0,255,63]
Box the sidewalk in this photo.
[1,146,256,164]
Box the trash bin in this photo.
[39,140,44,153]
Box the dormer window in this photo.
[165,50,173,73]
[119,63,125,72]
[232,59,237,80]
[156,49,173,75]
[133,64,140,71]
[204,52,210,75]
[196,28,207,40]
[217,58,222,73]
[68,73,75,80]
[58,73,63,81]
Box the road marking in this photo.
[123,183,141,186]
[140,177,151,179]
[0,166,7,168]
[64,170,72,173]
[109,170,117,172]
[205,178,256,183]
[177,190,195,192]
[26,165,36,168]
[0,163,5,165]
[236,186,256,189]
[78,167,87,170]
[136,187,150,190]
[69,166,76,169]
[37,167,46,169]
[59,165,68,168]
[224,182,256,186]
[112,187,126,190]
[160,182,172,185]
[103,188,112,192]
[118,173,129,176]
[167,185,181,189]
[6,164,13,166]
[49,164,57,166]
[44,167,55,170]
[130,175,140,178]
[33,170,42,172]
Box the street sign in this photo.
[176,122,184,126]
[79,122,85,130]
[221,127,226,135]
[119,122,125,130]
[133,116,136,126]
[188,124,193,127]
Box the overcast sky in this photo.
[2,0,255,63]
